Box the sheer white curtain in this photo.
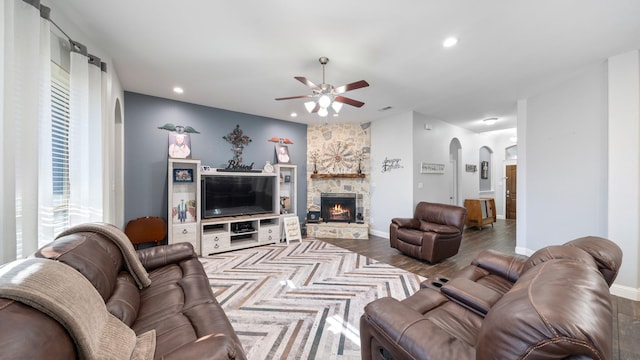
[69,51,104,224]
[1,0,105,263]
[1,0,51,262]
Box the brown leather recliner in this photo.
[390,202,467,263]
[360,236,623,360]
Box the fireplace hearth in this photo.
[320,193,363,223]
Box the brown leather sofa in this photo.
[390,202,467,263]
[360,236,622,360]
[0,223,246,359]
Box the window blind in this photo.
[51,61,70,234]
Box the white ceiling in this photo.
[51,1,640,133]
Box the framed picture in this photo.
[172,193,196,223]
[284,175,291,183]
[275,144,291,164]
[420,162,445,174]
[173,168,193,182]
[168,132,192,159]
[481,161,489,179]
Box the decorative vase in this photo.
[263,161,274,173]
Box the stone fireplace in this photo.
[306,123,370,239]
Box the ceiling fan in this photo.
[275,57,369,117]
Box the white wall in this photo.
[413,113,478,207]
[523,62,609,248]
[370,112,414,237]
[608,50,640,299]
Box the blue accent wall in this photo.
[123,92,307,223]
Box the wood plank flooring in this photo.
[317,219,640,360]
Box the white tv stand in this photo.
[201,213,280,255]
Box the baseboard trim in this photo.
[370,229,389,239]
[515,246,535,256]
[610,284,640,301]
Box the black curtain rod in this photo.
[22,0,107,72]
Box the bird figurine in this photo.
[158,123,200,134]
[267,137,293,144]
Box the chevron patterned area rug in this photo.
[200,239,425,360]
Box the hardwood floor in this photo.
[317,219,640,360]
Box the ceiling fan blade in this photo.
[295,76,321,90]
[275,94,315,101]
[335,95,365,108]
[333,80,369,94]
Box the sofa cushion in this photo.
[132,256,242,358]
[34,232,124,301]
[521,245,596,275]
[565,236,623,285]
[419,221,460,235]
[395,228,426,246]
[476,259,612,359]
[106,272,141,327]
[0,299,77,359]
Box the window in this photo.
[51,61,71,234]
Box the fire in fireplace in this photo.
[320,193,362,223]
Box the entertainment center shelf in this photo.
[201,213,280,255]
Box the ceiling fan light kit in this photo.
[276,57,369,118]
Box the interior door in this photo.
[505,165,517,219]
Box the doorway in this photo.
[505,165,517,219]
[449,138,462,205]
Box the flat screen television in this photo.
[202,175,275,218]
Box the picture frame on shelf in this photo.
[173,168,193,182]
[275,144,291,164]
[172,193,196,223]
[284,175,291,183]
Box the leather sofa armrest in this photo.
[136,242,196,272]
[363,297,474,359]
[161,334,244,360]
[471,249,527,282]
[441,278,502,317]
[391,217,419,229]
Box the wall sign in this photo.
[420,162,445,174]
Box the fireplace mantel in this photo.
[310,173,366,179]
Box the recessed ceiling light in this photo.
[483,117,498,125]
[290,112,298,117]
[443,37,458,48]
[173,87,184,94]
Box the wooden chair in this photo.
[124,216,167,249]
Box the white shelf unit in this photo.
[167,158,201,255]
[201,214,280,255]
[275,164,297,240]
[275,164,297,216]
